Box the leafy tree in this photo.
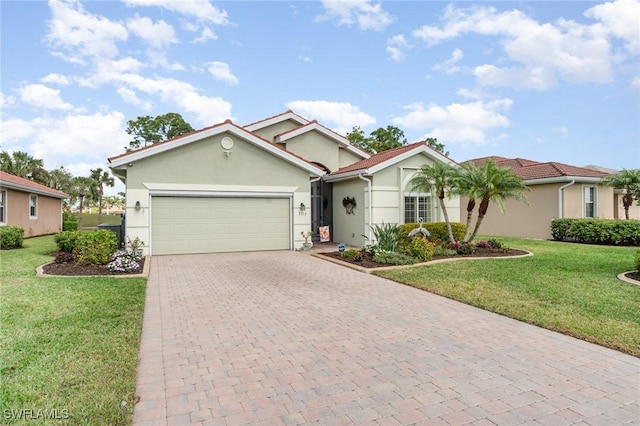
[347,125,406,154]
[424,137,449,157]
[602,169,640,219]
[409,162,458,245]
[89,168,115,225]
[465,160,530,242]
[125,112,194,151]
[0,150,49,184]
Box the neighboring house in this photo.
[108,110,460,256]
[461,156,617,240]
[0,171,69,237]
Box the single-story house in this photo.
[0,171,69,237]
[108,110,460,256]
[461,156,631,240]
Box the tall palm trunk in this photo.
[78,195,84,230]
[97,189,103,225]
[623,193,633,220]
[438,190,455,245]
[469,198,490,242]
[462,198,475,242]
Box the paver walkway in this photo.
[133,251,639,425]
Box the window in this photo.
[404,195,432,223]
[584,186,596,218]
[0,190,5,223]
[29,194,37,218]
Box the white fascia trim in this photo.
[144,183,298,193]
[276,123,370,159]
[324,170,372,182]
[0,181,68,199]
[109,123,324,177]
[525,176,604,185]
[150,190,293,198]
[244,112,309,132]
[368,147,458,175]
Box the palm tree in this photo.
[467,160,530,243]
[453,163,487,243]
[0,150,48,184]
[409,162,458,245]
[69,176,96,229]
[89,168,115,225]
[602,169,640,219]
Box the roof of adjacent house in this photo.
[0,171,69,199]
[465,156,610,182]
[325,141,458,181]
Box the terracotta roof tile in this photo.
[332,142,428,174]
[0,171,69,198]
[464,157,609,181]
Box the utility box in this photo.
[98,223,124,248]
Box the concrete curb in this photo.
[312,250,534,273]
[36,256,151,279]
[617,271,640,286]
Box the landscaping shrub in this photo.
[367,222,402,253]
[454,241,476,255]
[433,245,457,257]
[54,251,74,264]
[550,218,640,246]
[476,241,493,249]
[73,230,118,266]
[399,222,466,242]
[635,249,640,272]
[0,226,24,249]
[404,236,435,262]
[342,249,359,259]
[54,231,81,252]
[487,238,503,249]
[62,212,78,231]
[373,251,416,266]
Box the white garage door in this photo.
[151,196,291,255]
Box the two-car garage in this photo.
[150,196,291,255]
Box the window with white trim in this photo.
[584,186,596,218]
[404,195,432,223]
[0,190,5,223]
[29,194,37,218]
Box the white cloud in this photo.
[41,73,70,85]
[386,34,410,62]
[585,0,640,54]
[391,99,513,145]
[317,0,393,31]
[205,61,239,85]
[18,84,74,110]
[0,92,16,109]
[286,100,376,134]
[123,0,229,25]
[412,4,618,90]
[192,27,217,43]
[127,15,177,49]
[553,126,569,137]
[46,0,128,62]
[433,48,464,74]
[632,75,640,92]
[116,87,152,110]
[0,111,128,170]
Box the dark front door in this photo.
[311,178,332,242]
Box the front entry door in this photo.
[311,178,332,242]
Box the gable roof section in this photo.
[0,171,69,199]
[108,120,325,177]
[274,120,370,160]
[465,156,609,183]
[243,110,310,132]
[325,142,458,182]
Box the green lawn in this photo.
[375,237,640,357]
[0,236,146,425]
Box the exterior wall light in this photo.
[135,201,141,211]
[300,202,306,212]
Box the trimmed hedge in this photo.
[73,230,118,265]
[0,226,24,249]
[399,221,466,243]
[551,218,640,246]
[55,231,81,252]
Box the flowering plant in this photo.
[476,241,493,249]
[106,247,142,273]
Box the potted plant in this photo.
[301,231,313,251]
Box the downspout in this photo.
[358,174,372,241]
[558,179,575,218]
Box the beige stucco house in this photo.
[0,171,68,237]
[461,156,630,240]
[108,111,460,255]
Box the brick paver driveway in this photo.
[133,251,639,425]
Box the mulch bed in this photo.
[41,258,145,276]
[318,247,529,269]
[624,271,640,283]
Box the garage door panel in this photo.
[152,197,290,255]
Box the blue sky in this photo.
[1,0,639,195]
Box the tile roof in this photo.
[464,156,610,181]
[0,171,69,198]
[331,142,428,174]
